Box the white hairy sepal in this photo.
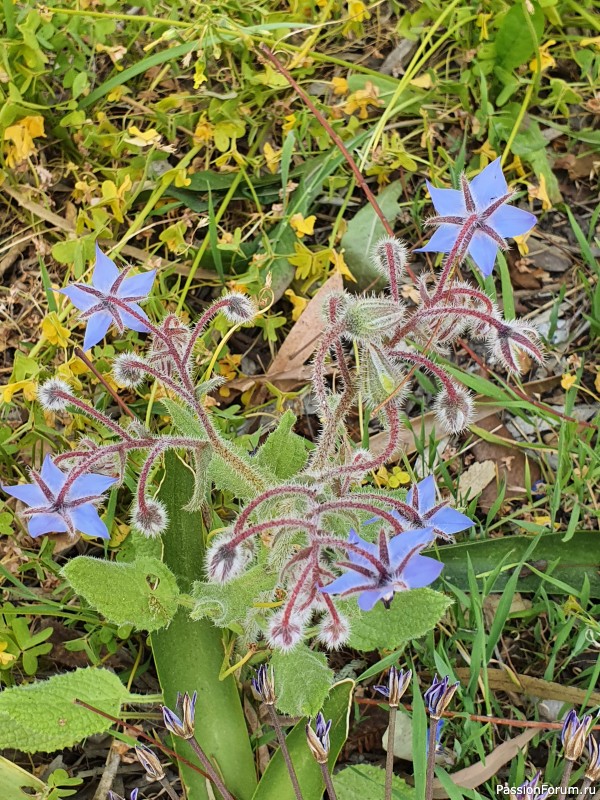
[113,353,148,388]
[38,378,73,411]
[221,292,257,324]
[320,291,350,325]
[343,297,406,343]
[433,384,474,434]
[372,236,408,284]
[206,532,254,583]
[316,612,351,650]
[131,498,169,537]
[489,319,544,374]
[267,607,310,652]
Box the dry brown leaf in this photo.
[458,460,496,498]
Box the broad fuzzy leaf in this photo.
[62,556,180,632]
[255,410,310,479]
[347,588,452,652]
[0,667,129,753]
[191,566,277,627]
[334,764,416,799]
[271,645,333,717]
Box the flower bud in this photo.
[424,674,459,720]
[433,384,473,434]
[38,378,73,411]
[206,533,253,583]
[374,666,412,708]
[113,353,148,388]
[372,236,408,287]
[585,736,600,783]
[360,345,406,410]
[135,744,165,781]
[267,608,306,652]
[561,709,593,762]
[343,297,405,343]
[162,691,197,740]
[316,612,350,650]
[490,319,544,374]
[221,292,256,324]
[252,664,276,705]
[306,713,331,764]
[131,498,168,537]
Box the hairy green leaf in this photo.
[271,645,333,716]
[347,588,452,652]
[0,756,46,798]
[255,410,310,479]
[62,556,179,632]
[191,566,277,627]
[334,764,416,799]
[0,667,129,753]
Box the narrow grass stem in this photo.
[385,705,397,800]
[266,705,304,800]
[320,761,338,800]
[559,760,574,793]
[580,778,593,797]
[425,720,438,800]
[188,737,235,800]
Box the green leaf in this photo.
[435,532,600,598]
[347,588,453,651]
[160,397,207,439]
[494,2,544,72]
[334,764,415,799]
[0,667,129,753]
[340,181,403,291]
[271,644,334,717]
[255,410,310,479]
[62,556,180,632]
[191,566,277,628]
[252,679,353,800]
[152,453,257,800]
[0,756,46,798]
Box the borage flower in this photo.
[416,158,536,276]
[61,244,156,350]
[2,454,116,539]
[393,475,473,542]
[321,527,442,611]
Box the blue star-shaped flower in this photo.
[391,475,474,542]
[321,527,442,611]
[415,158,536,277]
[61,244,156,351]
[3,455,116,539]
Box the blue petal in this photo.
[469,158,508,210]
[117,271,156,299]
[429,506,473,535]
[40,455,66,495]
[401,553,444,588]
[92,244,120,292]
[486,205,536,238]
[358,588,387,611]
[118,303,151,333]
[321,570,368,596]
[414,224,460,254]
[28,512,69,537]
[416,475,436,513]
[70,504,110,539]
[2,482,47,507]
[60,285,98,312]
[425,181,466,216]
[388,527,434,563]
[69,473,117,500]
[467,231,498,277]
[347,529,377,566]
[82,311,112,351]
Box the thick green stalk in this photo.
[152,454,257,800]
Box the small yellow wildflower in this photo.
[530,40,556,73]
[561,374,577,391]
[193,118,214,145]
[3,115,46,168]
[125,126,161,147]
[0,641,15,667]
[344,82,382,120]
[527,174,552,211]
[290,213,316,237]
[2,380,38,404]
[331,76,349,96]
[41,312,72,347]
[284,289,308,321]
[330,249,356,282]
[263,142,281,175]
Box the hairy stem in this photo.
[188,737,235,800]
[266,705,304,800]
[385,705,397,800]
[320,761,338,800]
[424,720,438,800]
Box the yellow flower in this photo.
[125,125,161,147]
[95,43,127,69]
[282,114,297,136]
[101,174,133,223]
[561,373,577,391]
[263,142,281,175]
[473,141,498,162]
[41,312,72,347]
[174,168,191,187]
[3,115,46,168]
[290,213,316,237]
[331,76,349,96]
[527,174,552,211]
[193,118,214,145]
[581,36,600,49]
[513,233,531,256]
[330,249,356,282]
[1,380,37,404]
[530,40,556,73]
[344,82,382,120]
[107,85,130,102]
[0,641,15,667]
[284,289,308,321]
[476,12,492,40]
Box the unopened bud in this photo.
[561,709,593,762]
[135,744,165,781]
[360,345,406,410]
[372,236,408,286]
[38,378,73,411]
[162,691,197,739]
[316,612,350,650]
[131,498,168,537]
[306,712,331,764]
[343,297,405,343]
[491,319,544,374]
[113,353,148,388]
[252,664,276,705]
[374,666,412,708]
[206,533,252,583]
[585,736,600,783]
[433,384,473,434]
[267,608,306,652]
[222,292,256,324]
